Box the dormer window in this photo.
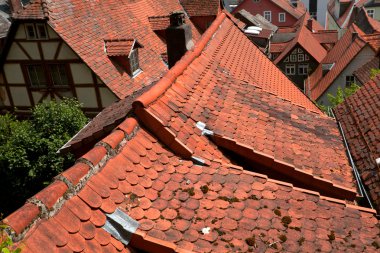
[105,39,143,77]
[25,23,48,40]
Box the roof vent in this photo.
[195,121,214,136]
[352,31,358,43]
[192,156,206,166]
[322,63,334,76]
[103,208,139,245]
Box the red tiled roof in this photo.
[312,30,339,45]
[179,0,220,17]
[308,25,371,100]
[148,16,170,31]
[13,0,201,99]
[105,39,141,57]
[2,11,379,253]
[334,76,380,211]
[270,42,289,53]
[273,15,327,64]
[353,57,379,84]
[362,33,380,52]
[272,0,306,19]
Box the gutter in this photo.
[333,110,375,210]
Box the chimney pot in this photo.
[169,11,186,27]
[166,11,194,69]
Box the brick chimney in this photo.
[9,0,22,14]
[166,11,194,68]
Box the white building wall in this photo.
[317,46,375,105]
[301,0,329,28]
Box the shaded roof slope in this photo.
[308,24,376,100]
[353,56,379,84]
[334,76,380,211]
[11,0,201,99]
[2,11,379,253]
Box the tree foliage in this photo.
[0,99,87,216]
[318,83,361,114]
[370,68,380,79]
[327,83,360,107]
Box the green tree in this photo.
[327,83,360,107]
[318,83,361,114]
[370,68,380,79]
[0,99,87,216]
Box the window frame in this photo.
[298,54,304,62]
[25,63,70,89]
[290,54,297,62]
[264,11,272,22]
[367,9,375,18]
[298,63,309,75]
[285,64,296,75]
[345,75,356,87]
[129,49,141,76]
[25,23,49,40]
[279,13,286,23]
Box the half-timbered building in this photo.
[0,0,201,117]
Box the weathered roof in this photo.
[334,76,380,211]
[353,57,379,84]
[10,0,201,99]
[308,24,377,100]
[2,11,379,253]
[180,0,220,17]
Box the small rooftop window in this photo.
[104,38,143,77]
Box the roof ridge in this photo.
[3,118,139,240]
[132,12,226,109]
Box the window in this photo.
[27,65,47,87]
[345,75,356,86]
[284,56,289,62]
[285,64,296,75]
[297,48,303,53]
[290,54,297,62]
[50,64,69,86]
[305,54,309,61]
[279,13,286,22]
[298,63,309,75]
[129,49,140,75]
[26,64,69,88]
[298,54,304,62]
[25,24,37,40]
[264,11,271,22]
[25,23,48,40]
[367,9,375,18]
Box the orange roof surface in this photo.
[2,11,379,253]
[270,42,289,53]
[308,25,373,100]
[353,57,379,84]
[12,0,201,99]
[179,0,220,17]
[105,39,140,57]
[273,15,327,64]
[312,30,339,45]
[334,76,380,212]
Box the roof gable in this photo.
[308,24,375,100]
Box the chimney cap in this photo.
[169,10,186,27]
